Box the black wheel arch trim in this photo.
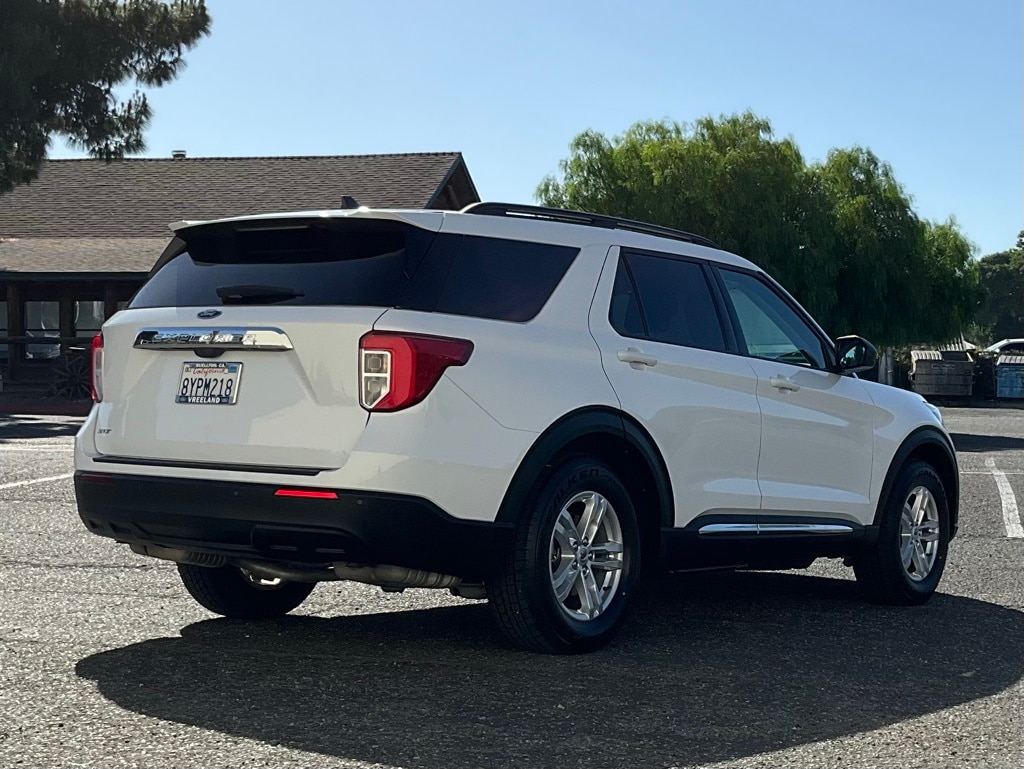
[874,426,959,537]
[495,406,674,528]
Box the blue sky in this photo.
[53,0,1023,256]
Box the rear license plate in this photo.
[176,362,242,405]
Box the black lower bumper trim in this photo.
[74,472,512,579]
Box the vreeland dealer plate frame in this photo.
[176,361,243,405]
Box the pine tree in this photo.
[0,0,211,194]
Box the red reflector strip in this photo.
[274,489,339,499]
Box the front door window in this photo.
[719,269,828,369]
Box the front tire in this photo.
[489,457,642,654]
[854,460,950,605]
[178,564,316,619]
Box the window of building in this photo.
[25,301,60,360]
[75,301,105,336]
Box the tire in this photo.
[854,460,950,605]
[488,457,642,654]
[177,564,316,619]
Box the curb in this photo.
[0,400,92,417]
[930,400,1024,409]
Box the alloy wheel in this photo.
[900,485,940,582]
[548,491,625,620]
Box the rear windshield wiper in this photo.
[215,284,305,305]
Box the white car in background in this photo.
[984,339,1024,356]
[75,202,959,653]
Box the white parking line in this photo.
[985,458,1024,538]
[0,473,74,491]
[0,446,74,452]
[962,470,1024,475]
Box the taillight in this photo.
[359,332,473,412]
[90,333,103,402]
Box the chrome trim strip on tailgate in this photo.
[92,455,325,476]
[134,327,294,351]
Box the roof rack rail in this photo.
[461,202,719,249]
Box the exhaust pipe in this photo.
[129,545,333,583]
[333,563,461,590]
[128,544,470,593]
[233,559,337,583]
[130,543,226,568]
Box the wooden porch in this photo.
[0,276,142,399]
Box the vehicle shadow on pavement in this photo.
[0,415,81,441]
[76,570,1023,769]
[949,431,1024,453]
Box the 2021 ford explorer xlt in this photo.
[75,202,958,653]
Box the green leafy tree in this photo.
[0,0,211,194]
[538,113,840,321]
[811,148,978,344]
[919,219,983,341]
[538,113,979,346]
[975,233,1024,342]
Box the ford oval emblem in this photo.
[197,309,222,319]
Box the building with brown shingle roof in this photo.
[0,152,479,390]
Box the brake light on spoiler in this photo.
[359,332,473,412]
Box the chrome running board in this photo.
[698,522,854,536]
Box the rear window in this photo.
[131,221,579,322]
[130,220,434,309]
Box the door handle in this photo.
[769,375,800,392]
[617,348,658,369]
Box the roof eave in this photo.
[425,154,480,210]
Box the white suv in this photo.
[75,203,959,653]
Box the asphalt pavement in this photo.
[0,409,1021,768]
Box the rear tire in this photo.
[488,457,641,654]
[854,461,949,605]
[177,564,315,619]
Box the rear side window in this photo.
[610,252,727,352]
[423,236,579,322]
[130,220,434,308]
[609,259,646,337]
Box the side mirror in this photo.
[834,335,877,374]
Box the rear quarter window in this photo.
[413,235,578,323]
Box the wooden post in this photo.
[6,283,20,381]
[103,281,118,322]
[59,284,75,355]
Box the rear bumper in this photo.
[74,472,513,579]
